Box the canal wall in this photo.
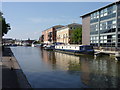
[2,47,31,88]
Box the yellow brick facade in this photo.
[57,27,72,44]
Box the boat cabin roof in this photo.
[56,45,92,47]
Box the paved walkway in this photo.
[2,47,31,89]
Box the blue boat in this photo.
[55,45,94,55]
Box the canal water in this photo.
[11,46,120,88]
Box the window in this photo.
[96,11,99,18]
[113,25,116,28]
[100,21,108,30]
[100,23,102,30]
[112,39,115,43]
[90,14,93,19]
[90,37,92,40]
[104,36,107,39]
[113,5,116,13]
[96,40,98,43]
[100,8,108,17]
[96,24,98,31]
[104,40,107,43]
[90,24,98,31]
[104,8,107,16]
[100,36,104,39]
[96,36,99,40]
[100,40,103,43]
[105,22,107,29]
[91,12,99,20]
[112,20,116,24]
[93,13,96,19]
[100,10,104,17]
[112,35,116,39]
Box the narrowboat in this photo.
[44,45,55,50]
[55,45,94,55]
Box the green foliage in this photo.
[71,27,82,44]
[0,12,11,36]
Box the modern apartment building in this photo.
[56,23,82,44]
[41,25,64,44]
[81,1,120,48]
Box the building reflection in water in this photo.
[80,56,120,88]
[41,50,120,88]
[41,49,81,71]
[55,52,80,71]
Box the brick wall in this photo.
[42,28,55,43]
[82,15,90,45]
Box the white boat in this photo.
[31,44,35,47]
[55,45,94,55]
[31,44,41,47]
[44,45,55,50]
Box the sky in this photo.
[2,2,111,40]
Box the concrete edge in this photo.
[10,47,32,88]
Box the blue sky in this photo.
[2,2,110,40]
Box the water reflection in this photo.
[80,56,120,88]
[41,49,81,71]
[41,49,120,88]
[11,47,120,88]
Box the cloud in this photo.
[28,17,80,25]
[28,17,67,24]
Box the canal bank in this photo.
[2,47,31,88]
[94,49,120,61]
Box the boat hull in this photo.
[55,49,94,55]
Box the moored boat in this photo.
[55,45,94,55]
[44,45,55,50]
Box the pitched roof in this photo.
[67,23,82,27]
[52,25,64,29]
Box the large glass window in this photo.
[90,24,98,31]
[100,19,116,34]
[100,5,116,21]
[90,11,99,20]
[112,5,116,13]
[100,22,107,30]
[100,10,104,17]
[90,24,99,35]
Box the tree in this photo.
[71,27,82,44]
[0,12,11,36]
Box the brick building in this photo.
[41,25,64,44]
[56,23,82,44]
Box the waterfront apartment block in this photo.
[81,1,120,48]
[41,25,64,44]
[56,23,82,44]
